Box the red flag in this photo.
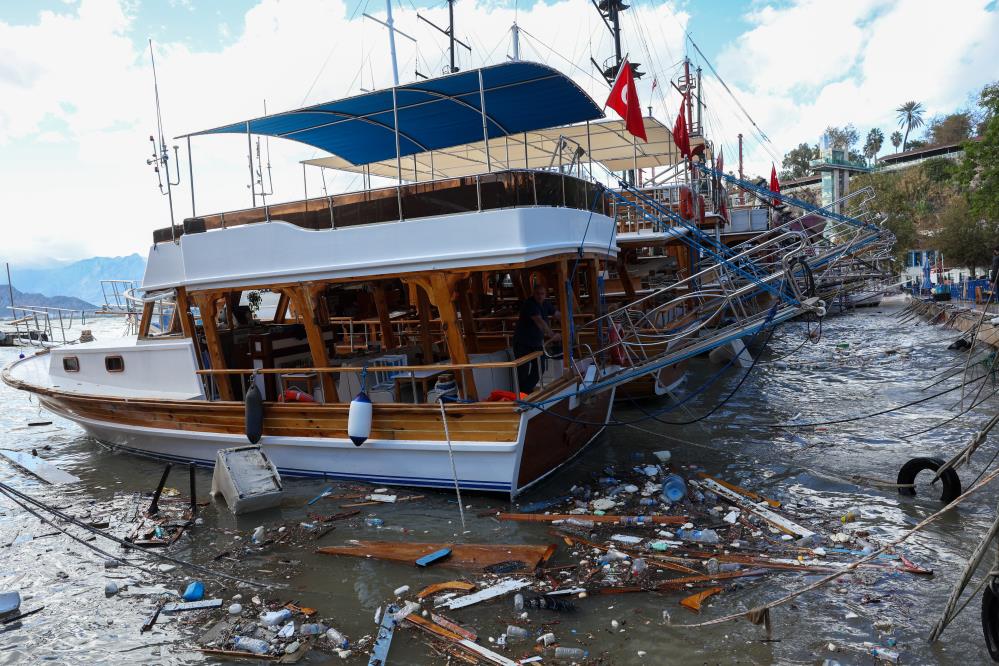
[716,147,724,173]
[672,104,690,159]
[605,60,647,142]
[769,163,781,205]
[716,148,729,221]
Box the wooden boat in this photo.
[3,63,623,498]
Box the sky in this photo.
[1,0,997,265]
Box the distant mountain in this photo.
[0,285,95,314]
[7,254,146,307]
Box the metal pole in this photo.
[303,163,308,211]
[189,463,197,516]
[511,21,520,60]
[5,263,14,316]
[246,121,256,207]
[738,133,744,205]
[523,132,529,168]
[478,69,491,172]
[392,86,403,219]
[696,66,703,135]
[448,0,456,72]
[187,136,195,217]
[386,0,400,86]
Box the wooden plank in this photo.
[416,581,476,599]
[439,579,531,610]
[406,615,517,665]
[699,478,813,538]
[0,450,80,484]
[416,285,434,363]
[162,599,223,613]
[496,513,688,525]
[288,286,338,402]
[456,280,479,354]
[556,259,573,371]
[372,282,397,350]
[697,473,780,508]
[416,547,452,567]
[368,604,397,666]
[429,273,477,400]
[317,541,553,570]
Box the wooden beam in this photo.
[416,285,434,364]
[616,255,636,299]
[429,273,477,401]
[372,282,397,350]
[456,279,479,354]
[273,292,290,324]
[588,259,603,319]
[191,294,235,401]
[556,259,573,371]
[175,287,193,338]
[288,286,338,403]
[138,301,154,338]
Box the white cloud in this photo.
[710,0,999,175]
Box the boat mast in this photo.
[419,0,469,74]
[510,21,520,61]
[145,40,181,240]
[387,0,400,85]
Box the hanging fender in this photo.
[348,391,372,447]
[245,383,264,445]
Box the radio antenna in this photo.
[145,39,181,240]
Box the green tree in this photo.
[925,112,973,145]
[896,100,925,151]
[779,142,817,179]
[890,131,903,152]
[936,196,999,277]
[823,124,859,151]
[959,81,999,222]
[864,128,885,164]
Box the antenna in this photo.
[363,0,417,86]
[145,39,181,241]
[255,100,275,204]
[589,0,643,85]
[510,21,520,61]
[418,0,470,74]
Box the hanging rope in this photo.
[438,399,467,532]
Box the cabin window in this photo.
[62,357,80,373]
[105,355,125,373]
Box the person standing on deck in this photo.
[991,247,999,288]
[513,284,560,394]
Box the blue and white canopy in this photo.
[186,61,604,167]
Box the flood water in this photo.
[2,297,997,664]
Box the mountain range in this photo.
[6,254,146,307]
[0,285,96,312]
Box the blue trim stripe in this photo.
[103,442,512,492]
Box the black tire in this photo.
[897,456,961,504]
[983,578,999,662]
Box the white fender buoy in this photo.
[348,391,372,447]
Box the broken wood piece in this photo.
[430,613,477,641]
[0,450,80,485]
[655,569,768,591]
[341,494,424,508]
[416,548,452,567]
[438,579,531,610]
[199,649,279,662]
[162,599,223,613]
[679,586,723,613]
[698,473,781,508]
[417,581,476,599]
[369,603,398,666]
[406,615,518,665]
[140,601,163,632]
[497,512,687,525]
[317,541,555,570]
[699,478,815,539]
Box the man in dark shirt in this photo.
[512,284,559,394]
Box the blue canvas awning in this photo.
[186,61,604,167]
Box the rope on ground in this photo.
[674,464,999,629]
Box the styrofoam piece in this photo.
[210,445,283,515]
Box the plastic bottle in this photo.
[513,593,525,611]
[650,540,671,552]
[326,627,349,649]
[865,644,899,663]
[676,528,720,544]
[299,623,327,635]
[506,625,531,639]
[182,581,204,602]
[520,595,575,612]
[661,474,687,502]
[551,646,588,660]
[565,518,595,528]
[598,476,618,485]
[261,608,292,626]
[639,498,659,506]
[630,558,648,576]
[233,636,270,655]
[364,517,384,527]
[537,632,557,646]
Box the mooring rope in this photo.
[438,400,467,532]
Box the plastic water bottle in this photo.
[506,625,531,639]
[513,593,525,611]
[261,609,292,626]
[233,636,270,655]
[630,558,648,576]
[326,627,349,649]
[676,528,720,544]
[537,632,557,646]
[364,517,384,527]
[662,474,687,502]
[639,498,659,506]
[565,518,595,528]
[550,646,588,660]
[299,623,327,635]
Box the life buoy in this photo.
[245,383,263,444]
[897,456,961,504]
[608,323,629,366]
[281,388,315,403]
[486,390,528,402]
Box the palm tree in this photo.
[891,130,903,153]
[896,101,925,151]
[864,128,885,165]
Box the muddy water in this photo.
[1,298,996,664]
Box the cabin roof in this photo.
[183,61,603,166]
[301,117,708,180]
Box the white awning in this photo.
[302,117,707,181]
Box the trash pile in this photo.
[314,450,927,663]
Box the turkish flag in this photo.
[672,104,690,159]
[716,148,729,221]
[769,164,781,205]
[605,60,647,142]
